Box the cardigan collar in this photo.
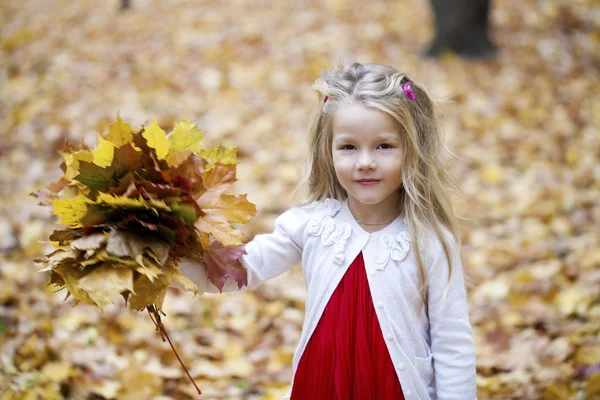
[308,198,410,268]
[339,198,407,238]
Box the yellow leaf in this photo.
[165,150,190,167]
[168,120,203,154]
[41,360,73,382]
[554,287,591,316]
[135,254,164,282]
[195,192,255,246]
[106,114,134,147]
[95,192,171,212]
[49,194,93,227]
[142,118,170,160]
[574,345,600,365]
[92,135,115,167]
[53,264,96,306]
[224,357,253,377]
[480,165,502,184]
[195,211,243,246]
[588,372,600,397]
[91,380,121,399]
[60,150,93,180]
[117,356,162,400]
[78,265,134,308]
[201,145,237,170]
[173,266,198,295]
[200,193,256,224]
[95,192,147,208]
[542,383,576,400]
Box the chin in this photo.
[352,196,384,205]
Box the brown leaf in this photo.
[49,229,83,244]
[105,229,168,264]
[69,232,108,251]
[77,265,134,308]
[201,162,237,194]
[128,262,176,311]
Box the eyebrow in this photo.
[333,133,400,142]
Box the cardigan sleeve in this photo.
[425,228,477,400]
[179,205,311,294]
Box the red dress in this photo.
[290,251,405,400]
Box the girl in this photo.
[182,62,477,400]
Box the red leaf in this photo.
[202,239,248,292]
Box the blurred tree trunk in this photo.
[426,0,497,59]
[120,0,131,11]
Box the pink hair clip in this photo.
[402,82,416,100]
[324,96,328,103]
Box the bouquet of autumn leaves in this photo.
[32,116,256,392]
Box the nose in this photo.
[356,151,376,170]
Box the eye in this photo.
[379,143,393,149]
[341,145,355,150]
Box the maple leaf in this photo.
[36,247,79,271]
[134,253,165,282]
[198,192,256,227]
[201,162,237,194]
[168,120,204,154]
[137,180,184,198]
[60,150,94,181]
[165,120,204,167]
[92,135,115,167]
[69,232,108,250]
[162,155,206,198]
[95,192,170,211]
[48,229,83,245]
[79,204,116,227]
[142,119,170,160]
[105,229,170,265]
[112,213,160,232]
[128,261,176,311]
[49,194,93,227]
[73,160,116,192]
[77,265,134,308]
[52,263,97,306]
[200,145,237,170]
[195,209,243,246]
[201,238,247,292]
[170,201,200,223]
[105,114,134,147]
[110,143,143,178]
[31,178,69,206]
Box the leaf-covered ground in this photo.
[1,0,598,399]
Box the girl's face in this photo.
[332,104,404,217]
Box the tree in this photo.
[426,0,497,59]
[120,0,131,11]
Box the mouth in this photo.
[356,179,380,185]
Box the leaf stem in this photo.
[147,305,202,395]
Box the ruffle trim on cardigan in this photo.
[372,219,428,270]
[307,198,352,265]
[374,231,410,270]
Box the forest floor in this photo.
[0,0,598,399]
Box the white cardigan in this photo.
[183,198,477,400]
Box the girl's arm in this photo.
[179,206,309,294]
[426,230,477,400]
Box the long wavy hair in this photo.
[293,61,466,315]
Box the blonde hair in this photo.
[293,61,465,315]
